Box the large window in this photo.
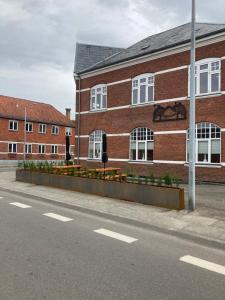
[190,58,221,96]
[130,128,154,161]
[39,124,46,134]
[90,85,107,111]
[89,130,105,159]
[187,122,221,164]
[25,144,32,154]
[8,143,17,153]
[132,74,154,105]
[26,122,33,132]
[51,125,59,135]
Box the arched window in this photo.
[130,128,154,161]
[132,74,154,105]
[89,130,105,159]
[189,58,221,96]
[90,84,107,111]
[187,122,221,164]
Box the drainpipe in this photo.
[74,73,81,164]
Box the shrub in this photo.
[149,172,155,185]
[164,173,172,186]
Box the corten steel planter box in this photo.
[16,169,185,210]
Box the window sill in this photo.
[89,109,107,113]
[130,101,154,108]
[87,158,102,162]
[128,160,153,165]
[184,162,222,168]
[187,92,222,100]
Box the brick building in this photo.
[0,95,75,164]
[74,23,225,183]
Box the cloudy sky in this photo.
[0,0,225,115]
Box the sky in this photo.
[0,0,225,116]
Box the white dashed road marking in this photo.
[94,228,138,244]
[180,255,225,276]
[10,202,31,208]
[43,213,73,222]
[0,197,3,199]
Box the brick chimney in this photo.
[65,108,71,120]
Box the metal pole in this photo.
[24,107,27,161]
[188,0,196,211]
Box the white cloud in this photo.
[0,0,31,23]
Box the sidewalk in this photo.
[0,171,225,248]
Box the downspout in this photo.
[74,74,81,164]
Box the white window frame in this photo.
[38,144,45,154]
[51,125,59,135]
[8,143,17,153]
[65,127,72,136]
[25,143,32,154]
[129,127,154,161]
[39,124,46,134]
[51,145,58,154]
[88,130,105,159]
[9,120,18,131]
[132,73,154,105]
[26,122,33,132]
[90,84,107,111]
[186,122,221,164]
[188,58,221,97]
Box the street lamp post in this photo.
[24,107,27,161]
[188,0,196,211]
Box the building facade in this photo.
[74,23,225,183]
[0,95,75,164]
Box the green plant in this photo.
[157,176,163,186]
[149,172,155,185]
[172,175,181,187]
[164,173,172,186]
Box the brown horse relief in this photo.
[153,102,186,122]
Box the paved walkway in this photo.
[0,171,225,248]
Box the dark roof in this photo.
[76,22,225,74]
[0,95,74,127]
[74,43,124,73]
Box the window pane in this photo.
[91,97,95,109]
[102,95,107,108]
[96,94,101,109]
[211,61,219,71]
[132,89,138,104]
[200,64,208,70]
[198,141,208,162]
[200,72,208,94]
[147,150,153,161]
[95,143,101,159]
[138,142,145,160]
[140,85,146,103]
[211,140,220,163]
[211,73,219,92]
[89,143,94,158]
[148,86,153,101]
[131,149,136,160]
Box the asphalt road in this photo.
[0,190,224,300]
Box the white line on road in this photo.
[0,197,3,199]
[180,255,225,276]
[10,202,31,208]
[94,228,138,244]
[43,213,73,222]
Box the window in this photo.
[189,58,221,96]
[26,122,33,132]
[130,128,154,161]
[9,120,18,131]
[8,143,17,153]
[51,145,58,154]
[39,124,46,134]
[65,127,72,136]
[132,74,154,105]
[89,130,105,159]
[187,122,221,164]
[52,125,59,135]
[38,144,45,154]
[25,144,32,154]
[90,85,107,111]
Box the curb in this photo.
[0,186,225,251]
